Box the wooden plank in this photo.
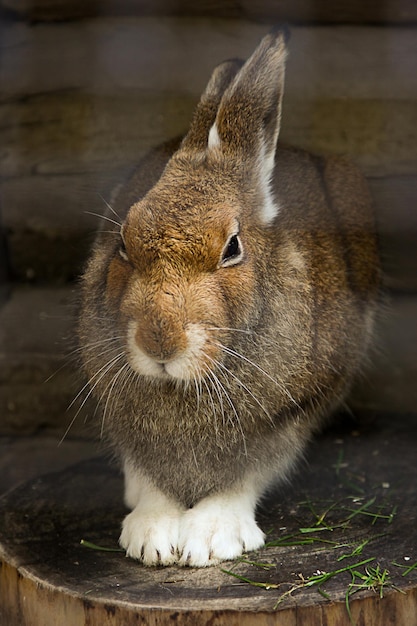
[351,295,417,414]
[369,176,417,292]
[1,19,416,286]
[0,437,98,496]
[2,94,417,179]
[1,20,417,102]
[1,412,417,623]
[242,0,417,24]
[0,287,85,435]
[0,93,196,179]
[2,0,417,24]
[280,99,417,178]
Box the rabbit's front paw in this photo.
[178,498,265,567]
[120,506,182,566]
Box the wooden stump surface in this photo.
[1,413,417,625]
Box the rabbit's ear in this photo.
[181,59,244,152]
[209,30,288,224]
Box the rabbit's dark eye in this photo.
[221,234,243,267]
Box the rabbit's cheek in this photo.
[218,265,257,325]
[106,257,132,311]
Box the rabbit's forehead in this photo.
[124,198,240,270]
[126,195,239,245]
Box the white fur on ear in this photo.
[258,140,280,224]
[208,123,221,150]
[208,122,279,225]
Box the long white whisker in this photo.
[67,351,124,414]
[97,193,123,224]
[93,358,129,421]
[70,346,124,405]
[205,327,253,335]
[59,352,125,445]
[53,340,121,384]
[125,366,139,400]
[44,359,71,384]
[201,357,228,427]
[85,211,122,229]
[61,338,124,373]
[201,375,217,422]
[100,362,131,438]
[70,336,123,356]
[193,366,202,414]
[217,342,299,407]
[205,368,225,427]
[202,357,247,456]
[214,358,274,426]
[46,336,125,383]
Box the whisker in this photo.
[100,361,131,438]
[85,211,122,229]
[44,359,71,384]
[125,365,139,399]
[214,358,274,426]
[74,336,125,354]
[204,369,225,434]
[205,368,225,427]
[97,192,123,224]
[193,366,202,414]
[75,344,124,387]
[202,356,247,456]
[55,337,122,373]
[216,342,299,407]
[60,351,124,444]
[93,358,125,421]
[205,327,254,335]
[200,374,217,423]
[65,351,124,424]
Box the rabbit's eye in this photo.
[221,234,243,267]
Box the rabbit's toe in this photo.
[120,506,181,566]
[178,499,265,567]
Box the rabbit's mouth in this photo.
[125,320,217,382]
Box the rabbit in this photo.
[78,30,380,567]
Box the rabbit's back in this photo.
[271,145,379,410]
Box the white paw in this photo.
[178,501,265,567]
[120,506,182,566]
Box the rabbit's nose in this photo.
[134,316,187,364]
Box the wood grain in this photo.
[1,413,417,624]
[1,19,416,285]
[2,22,417,102]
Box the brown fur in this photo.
[78,32,380,509]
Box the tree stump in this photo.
[1,413,417,625]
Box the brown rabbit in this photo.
[78,30,380,567]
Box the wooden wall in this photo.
[1,10,416,290]
[0,1,416,433]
